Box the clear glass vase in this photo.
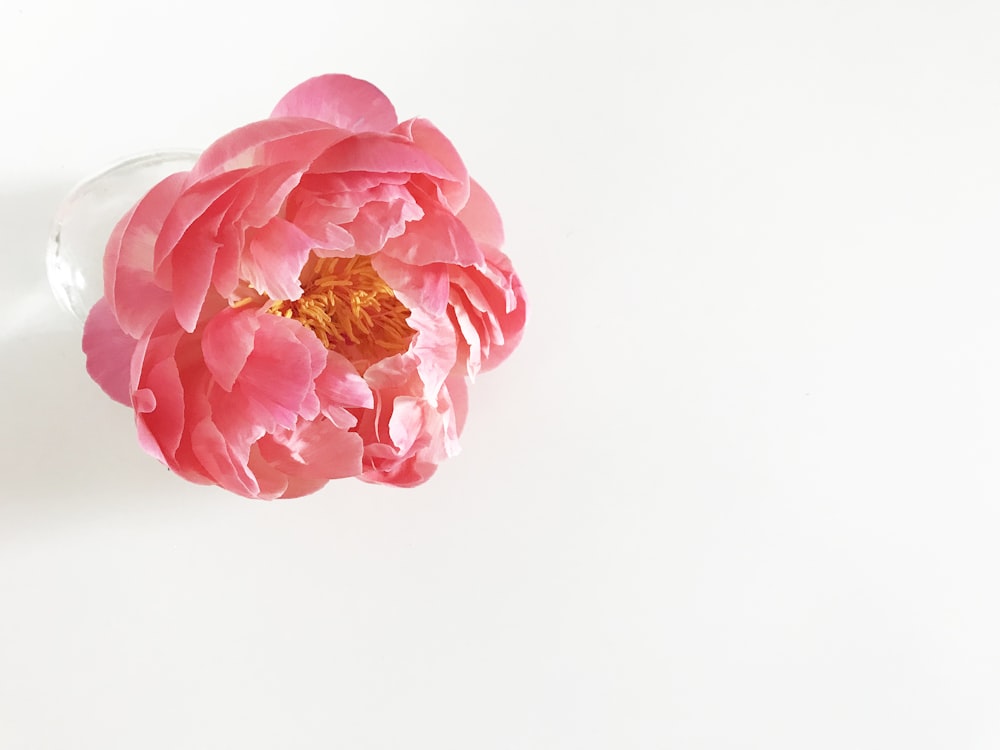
[46,150,200,323]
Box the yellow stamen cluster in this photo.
[266,254,415,368]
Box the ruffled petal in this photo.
[371,255,449,316]
[232,314,327,433]
[270,74,398,133]
[380,200,484,267]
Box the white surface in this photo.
[3,1,1000,748]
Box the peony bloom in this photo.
[82,74,526,499]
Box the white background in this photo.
[3,1,1000,747]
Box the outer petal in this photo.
[257,419,365,481]
[309,133,456,179]
[188,117,348,182]
[393,118,470,212]
[105,172,186,338]
[449,256,527,374]
[456,179,504,249]
[82,297,135,407]
[270,74,398,133]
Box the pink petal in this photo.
[189,117,346,182]
[105,172,186,338]
[201,306,261,391]
[154,168,252,276]
[232,314,327,433]
[456,179,505,250]
[310,133,456,179]
[449,262,527,374]
[371,256,449,316]
[444,374,469,440]
[191,416,261,498]
[257,419,365,481]
[314,350,374,428]
[393,118,470,212]
[270,74,398,133]
[82,297,135,407]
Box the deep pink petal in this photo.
[82,297,135,407]
[271,75,398,133]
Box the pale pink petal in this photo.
[448,301,482,378]
[405,307,458,398]
[271,75,398,133]
[342,198,418,254]
[444,374,470,441]
[82,297,135,407]
[371,256,449,316]
[241,218,317,301]
[380,201,484,267]
[285,197,357,249]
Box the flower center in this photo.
[267,254,415,368]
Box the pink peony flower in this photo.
[82,74,526,499]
